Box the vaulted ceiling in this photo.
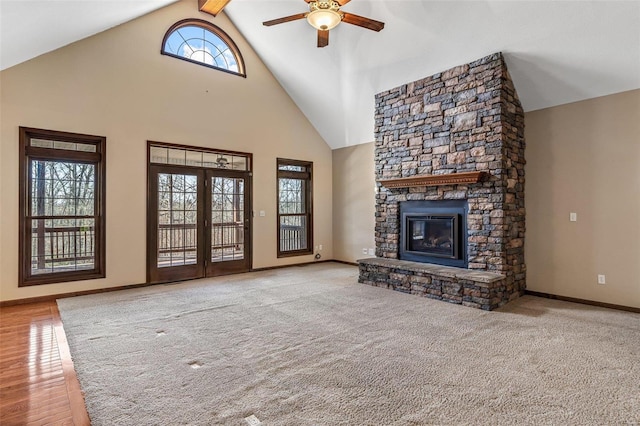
[2,0,639,149]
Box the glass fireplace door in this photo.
[407,215,458,259]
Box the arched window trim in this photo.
[161,18,246,78]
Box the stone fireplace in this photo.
[358,52,526,311]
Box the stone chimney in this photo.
[359,52,526,310]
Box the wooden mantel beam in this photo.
[378,171,486,188]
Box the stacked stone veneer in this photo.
[359,52,526,310]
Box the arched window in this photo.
[161,19,246,77]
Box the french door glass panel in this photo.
[157,173,199,268]
[210,176,245,262]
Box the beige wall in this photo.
[332,142,375,263]
[526,89,640,308]
[0,0,333,302]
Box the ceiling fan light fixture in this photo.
[307,7,342,31]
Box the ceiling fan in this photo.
[198,0,385,48]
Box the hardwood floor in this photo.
[0,301,90,425]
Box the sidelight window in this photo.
[19,127,106,286]
[277,159,313,257]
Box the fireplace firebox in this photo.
[399,200,468,268]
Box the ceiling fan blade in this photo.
[341,12,385,32]
[263,13,307,26]
[198,0,232,17]
[337,0,351,5]
[318,30,329,48]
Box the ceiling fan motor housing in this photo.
[310,1,342,13]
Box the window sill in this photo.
[20,271,105,287]
[277,250,313,259]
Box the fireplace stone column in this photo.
[363,52,526,310]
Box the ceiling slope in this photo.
[225,0,640,148]
[0,0,178,71]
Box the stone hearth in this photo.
[358,52,526,311]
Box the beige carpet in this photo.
[57,263,640,425]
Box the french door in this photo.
[148,165,251,284]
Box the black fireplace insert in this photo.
[399,200,468,268]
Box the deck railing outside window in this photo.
[30,225,95,274]
[156,222,245,267]
[279,224,307,252]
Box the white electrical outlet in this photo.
[259,210,266,217]
[368,248,375,255]
[597,275,606,285]
[319,244,323,251]
[362,248,368,254]
[570,212,577,222]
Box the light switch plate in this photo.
[570,212,577,222]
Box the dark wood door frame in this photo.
[204,168,252,277]
[147,158,253,285]
[147,165,205,284]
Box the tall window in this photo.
[19,127,106,286]
[161,19,246,77]
[277,159,313,257]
